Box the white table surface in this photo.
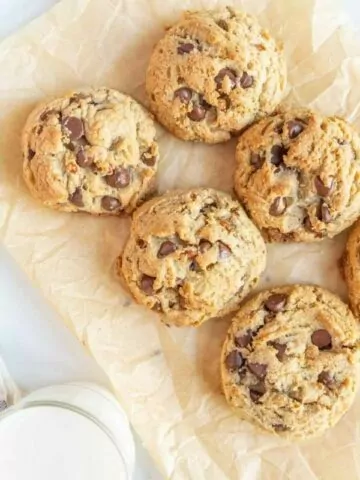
[0,1,359,479]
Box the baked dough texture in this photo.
[221,285,359,439]
[146,7,286,143]
[119,188,266,327]
[234,108,360,242]
[22,88,159,215]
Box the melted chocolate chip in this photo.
[69,187,84,207]
[239,72,254,88]
[250,152,265,169]
[174,87,192,104]
[199,239,212,253]
[62,116,84,141]
[140,274,155,295]
[311,329,332,350]
[105,168,131,188]
[187,105,206,122]
[248,362,268,379]
[288,120,305,139]
[265,294,287,312]
[217,19,229,31]
[28,149,36,160]
[314,176,334,197]
[101,196,121,211]
[271,145,288,166]
[225,350,244,370]
[249,382,266,402]
[177,43,194,55]
[158,241,177,258]
[318,201,332,223]
[235,331,252,348]
[269,197,287,216]
[141,150,157,167]
[318,371,335,388]
[218,241,232,260]
[215,68,237,90]
[76,149,93,167]
[268,341,286,361]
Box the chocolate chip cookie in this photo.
[221,285,359,439]
[146,7,286,143]
[22,88,159,214]
[342,220,360,317]
[234,108,360,242]
[119,188,266,327]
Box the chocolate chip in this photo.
[250,152,265,169]
[62,116,84,141]
[318,201,332,223]
[189,260,201,272]
[217,18,229,30]
[218,94,231,111]
[271,145,288,166]
[269,197,287,216]
[265,294,287,312]
[215,68,237,90]
[311,329,332,350]
[69,187,84,207]
[105,168,131,188]
[318,371,335,388]
[199,239,212,253]
[288,120,305,139]
[235,331,252,348]
[158,241,177,258]
[140,274,155,295]
[273,424,288,432]
[141,149,157,167]
[249,382,266,402]
[268,341,286,361]
[225,350,244,370]
[28,149,36,160]
[187,105,206,122]
[177,43,194,55]
[248,362,267,379]
[218,241,232,260]
[76,149,93,167]
[314,176,334,197]
[239,72,254,88]
[274,122,284,134]
[174,87,192,104]
[101,196,121,211]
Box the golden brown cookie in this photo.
[234,109,360,242]
[22,88,159,214]
[221,285,360,439]
[119,188,266,327]
[146,7,286,143]
[343,220,360,317]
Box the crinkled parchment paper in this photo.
[0,0,359,478]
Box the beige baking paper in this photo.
[0,0,359,478]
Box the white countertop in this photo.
[0,1,359,479]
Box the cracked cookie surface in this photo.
[234,108,360,242]
[22,87,159,215]
[146,7,286,143]
[119,188,266,327]
[221,285,359,439]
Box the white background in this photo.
[0,1,359,479]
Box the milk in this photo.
[0,383,135,479]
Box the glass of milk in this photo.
[0,382,135,480]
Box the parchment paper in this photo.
[0,0,359,478]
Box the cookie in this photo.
[119,188,266,327]
[146,7,286,143]
[234,109,360,242]
[221,285,359,439]
[343,220,360,317]
[22,88,159,215]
